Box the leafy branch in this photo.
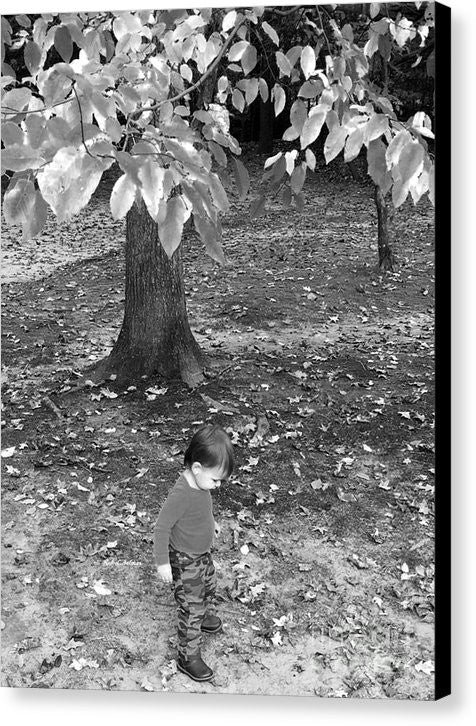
[134,17,247,119]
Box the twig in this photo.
[72,84,95,160]
[133,17,247,119]
[316,5,332,57]
[1,97,74,117]
[268,6,302,16]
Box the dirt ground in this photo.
[1,150,436,698]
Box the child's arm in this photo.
[153,486,187,579]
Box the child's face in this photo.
[191,463,228,491]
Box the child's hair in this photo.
[184,424,234,477]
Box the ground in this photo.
[1,150,436,698]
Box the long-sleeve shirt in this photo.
[153,474,215,566]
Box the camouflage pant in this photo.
[169,547,217,659]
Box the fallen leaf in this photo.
[414,660,434,675]
[140,677,155,691]
[101,388,118,399]
[1,447,16,458]
[310,478,329,491]
[69,657,99,671]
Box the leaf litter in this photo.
[1,155,435,698]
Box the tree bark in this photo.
[100,199,205,386]
[374,184,395,271]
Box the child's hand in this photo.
[214,521,221,537]
[157,564,173,584]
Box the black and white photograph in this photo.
[1,0,452,706]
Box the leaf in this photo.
[24,41,42,75]
[264,151,282,169]
[273,84,286,117]
[344,126,364,162]
[237,77,259,105]
[258,77,269,102]
[24,191,49,240]
[300,46,316,80]
[15,14,31,28]
[208,173,229,213]
[285,150,297,176]
[1,143,45,173]
[275,51,292,77]
[370,3,381,18]
[140,678,155,692]
[110,174,137,220]
[92,580,112,596]
[240,544,249,555]
[415,660,434,675]
[157,196,190,258]
[241,44,258,76]
[228,40,249,62]
[305,148,316,171]
[222,9,237,32]
[367,139,391,191]
[364,113,389,143]
[262,21,279,46]
[398,141,424,187]
[54,25,73,63]
[232,88,245,113]
[2,179,35,225]
[271,632,283,646]
[324,126,348,163]
[37,147,111,223]
[101,388,118,399]
[298,80,322,99]
[290,164,306,194]
[208,140,228,166]
[389,17,416,47]
[193,214,225,265]
[69,658,99,671]
[386,130,412,168]
[232,156,250,200]
[2,87,32,113]
[1,447,16,458]
[138,160,165,220]
[289,99,308,134]
[300,109,327,149]
[341,24,354,42]
[310,478,330,491]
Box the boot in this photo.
[177,653,213,682]
[201,613,222,634]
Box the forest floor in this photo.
[1,148,436,699]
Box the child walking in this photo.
[154,424,234,682]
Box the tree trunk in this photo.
[374,184,395,271]
[100,199,205,387]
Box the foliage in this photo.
[1,4,435,260]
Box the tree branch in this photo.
[316,5,332,57]
[134,18,247,119]
[1,97,74,117]
[72,84,95,159]
[267,6,302,16]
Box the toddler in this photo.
[154,423,234,682]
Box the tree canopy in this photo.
[2,4,435,262]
